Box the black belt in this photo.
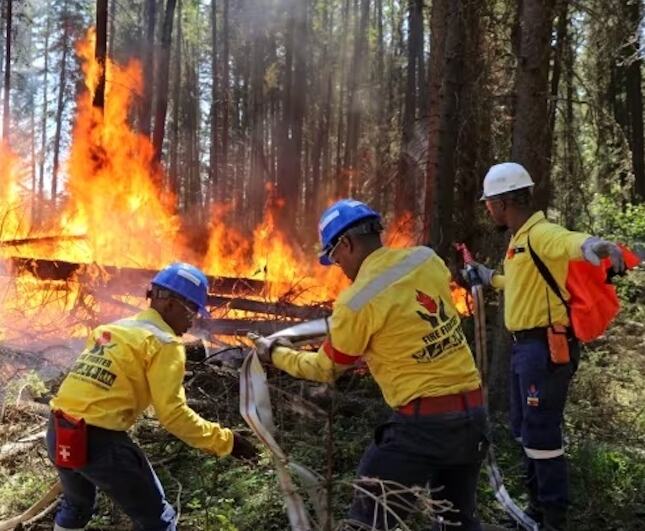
[510,327,548,343]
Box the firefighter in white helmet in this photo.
[473,162,625,530]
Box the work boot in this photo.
[542,504,567,531]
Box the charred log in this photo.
[4,257,265,296]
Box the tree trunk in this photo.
[38,7,51,219]
[2,0,11,141]
[626,0,644,202]
[395,0,423,217]
[547,0,567,157]
[139,0,156,136]
[208,0,218,206]
[219,0,230,202]
[334,0,350,195]
[428,0,464,258]
[453,0,491,251]
[152,0,177,164]
[424,0,447,243]
[309,0,333,227]
[93,0,108,110]
[277,0,307,232]
[372,0,386,212]
[511,0,556,211]
[185,49,201,214]
[343,0,369,196]
[52,4,70,209]
[108,0,115,56]
[169,0,182,198]
[248,19,265,226]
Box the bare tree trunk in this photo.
[277,0,307,231]
[454,0,491,250]
[208,0,218,206]
[424,0,447,243]
[547,0,567,156]
[248,19,266,226]
[108,0,115,56]
[334,0,350,195]
[52,3,70,209]
[343,0,369,196]
[169,0,182,197]
[310,0,333,227]
[428,0,463,258]
[152,0,177,164]
[220,0,230,201]
[2,0,11,141]
[626,0,644,201]
[38,7,51,220]
[395,0,423,217]
[139,0,156,136]
[93,0,108,110]
[185,49,201,214]
[511,0,556,211]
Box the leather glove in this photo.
[460,262,496,287]
[230,432,260,463]
[247,333,294,364]
[582,237,625,273]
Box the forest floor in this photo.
[0,271,643,531]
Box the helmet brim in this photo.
[319,253,333,266]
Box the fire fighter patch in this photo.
[412,290,467,362]
[527,384,540,407]
[506,246,525,259]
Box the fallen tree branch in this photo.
[208,296,330,320]
[5,257,266,296]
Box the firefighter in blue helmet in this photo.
[254,199,490,530]
[48,263,257,531]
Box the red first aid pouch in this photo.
[54,410,87,469]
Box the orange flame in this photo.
[0,30,471,349]
[56,29,183,268]
[0,141,29,244]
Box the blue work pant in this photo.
[46,415,176,530]
[510,337,578,511]
[349,406,489,530]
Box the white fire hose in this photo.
[240,319,330,531]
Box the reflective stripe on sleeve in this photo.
[523,447,564,459]
[322,339,359,365]
[113,319,177,344]
[347,247,435,311]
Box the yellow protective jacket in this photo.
[50,308,233,456]
[272,246,481,408]
[490,211,589,331]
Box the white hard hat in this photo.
[480,162,535,200]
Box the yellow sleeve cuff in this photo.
[567,233,591,260]
[491,273,506,290]
[272,345,339,383]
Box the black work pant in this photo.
[348,405,489,530]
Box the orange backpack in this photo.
[528,240,641,342]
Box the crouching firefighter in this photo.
[47,263,258,531]
[472,162,632,531]
[251,199,490,530]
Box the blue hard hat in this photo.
[151,263,210,317]
[318,199,381,266]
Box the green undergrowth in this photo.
[1,274,643,530]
